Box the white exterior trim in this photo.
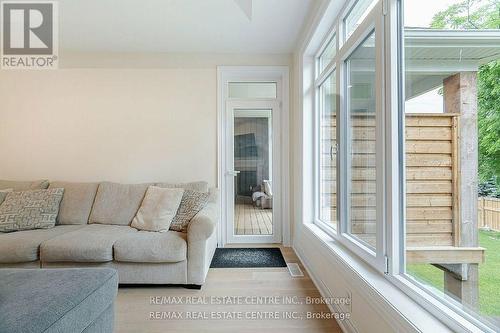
[405,28,500,42]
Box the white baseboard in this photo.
[294,241,358,333]
[292,224,456,333]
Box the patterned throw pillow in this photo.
[170,190,209,232]
[0,188,64,232]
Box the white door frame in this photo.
[217,66,290,246]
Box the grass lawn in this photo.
[407,230,500,317]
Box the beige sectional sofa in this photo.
[0,179,219,287]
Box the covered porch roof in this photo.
[405,28,500,99]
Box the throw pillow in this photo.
[263,180,273,197]
[170,190,210,233]
[131,186,184,232]
[0,188,64,233]
[155,181,209,193]
[0,189,13,205]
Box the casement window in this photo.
[311,0,500,331]
[314,0,386,271]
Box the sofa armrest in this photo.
[187,201,218,242]
[186,188,219,285]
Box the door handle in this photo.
[330,144,338,161]
[226,170,241,176]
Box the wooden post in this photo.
[451,115,460,246]
[442,72,479,309]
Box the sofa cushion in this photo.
[49,181,99,225]
[41,224,138,263]
[155,181,209,193]
[0,225,84,263]
[0,179,49,191]
[114,231,187,263]
[0,268,117,333]
[0,188,65,233]
[89,182,151,226]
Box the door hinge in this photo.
[384,255,389,275]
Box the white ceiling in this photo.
[59,0,314,54]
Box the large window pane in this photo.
[344,0,377,40]
[346,31,376,249]
[402,0,500,330]
[319,35,337,73]
[319,72,337,229]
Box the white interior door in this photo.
[225,100,281,243]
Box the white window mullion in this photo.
[374,0,387,271]
[384,0,404,276]
[336,55,342,235]
[337,54,347,237]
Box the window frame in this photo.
[309,0,499,331]
[382,0,499,332]
[313,0,386,273]
[227,81,278,99]
[343,0,380,41]
[317,34,337,76]
[343,28,381,255]
[315,70,338,229]
[314,22,338,237]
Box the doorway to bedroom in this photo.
[218,67,289,245]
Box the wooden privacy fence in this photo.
[405,113,459,247]
[478,197,500,231]
[320,113,460,247]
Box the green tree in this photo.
[430,0,500,185]
[478,60,500,183]
[430,0,500,30]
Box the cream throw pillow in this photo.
[131,186,184,232]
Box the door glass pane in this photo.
[228,82,277,99]
[233,109,273,236]
[344,0,377,40]
[402,0,500,329]
[319,35,337,73]
[319,72,337,229]
[346,31,376,249]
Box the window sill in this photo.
[295,223,454,333]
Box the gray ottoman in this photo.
[0,268,118,333]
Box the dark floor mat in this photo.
[210,248,287,268]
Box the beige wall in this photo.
[0,53,291,185]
